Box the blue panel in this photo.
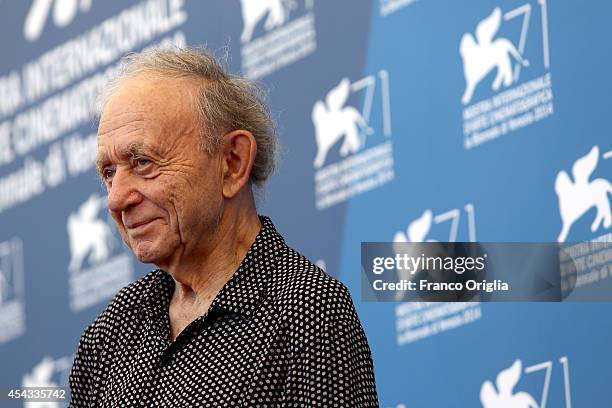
[0,0,610,406]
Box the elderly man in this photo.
[69,48,379,407]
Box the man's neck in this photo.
[163,192,262,312]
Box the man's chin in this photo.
[135,253,158,264]
[130,243,164,265]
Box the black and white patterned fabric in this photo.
[69,216,379,407]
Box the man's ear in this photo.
[221,129,257,198]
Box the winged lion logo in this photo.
[555,146,612,242]
[481,360,538,408]
[312,78,373,168]
[67,194,115,273]
[460,7,529,104]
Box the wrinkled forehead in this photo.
[96,75,203,166]
[99,75,200,134]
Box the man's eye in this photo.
[135,158,151,167]
[102,168,115,181]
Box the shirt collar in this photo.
[140,216,284,320]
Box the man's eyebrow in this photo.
[124,142,154,157]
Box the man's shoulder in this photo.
[93,269,162,324]
[75,270,161,352]
[112,269,161,304]
[270,245,356,321]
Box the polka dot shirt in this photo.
[69,216,379,407]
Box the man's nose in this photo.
[107,169,143,213]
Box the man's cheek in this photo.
[117,228,133,249]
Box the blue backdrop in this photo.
[0,1,610,406]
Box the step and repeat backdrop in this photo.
[1,0,611,406]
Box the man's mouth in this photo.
[126,218,157,230]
